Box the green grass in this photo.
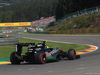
[0,37,90,59]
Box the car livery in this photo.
[10,41,79,64]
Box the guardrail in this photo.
[0,37,19,46]
[0,29,25,33]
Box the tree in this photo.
[55,0,100,20]
[0,0,58,22]
[56,0,74,20]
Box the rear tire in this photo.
[67,49,76,60]
[35,51,46,64]
[10,52,21,64]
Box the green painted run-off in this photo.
[0,58,10,62]
[0,58,56,62]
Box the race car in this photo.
[10,41,79,64]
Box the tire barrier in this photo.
[0,37,19,46]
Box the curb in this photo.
[76,45,98,55]
[0,45,98,65]
[0,58,10,64]
[0,61,10,64]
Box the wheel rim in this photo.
[72,50,76,59]
[41,53,46,64]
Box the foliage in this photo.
[0,0,58,22]
[0,0,100,23]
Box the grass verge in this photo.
[0,37,90,59]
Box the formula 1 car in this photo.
[10,41,79,64]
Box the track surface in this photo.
[0,33,100,75]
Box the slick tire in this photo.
[35,51,46,64]
[67,49,76,60]
[10,52,21,64]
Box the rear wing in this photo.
[16,43,35,46]
[16,41,46,47]
[15,41,46,55]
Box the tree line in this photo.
[0,0,100,22]
[0,0,58,22]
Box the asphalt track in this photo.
[0,33,100,75]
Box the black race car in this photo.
[10,41,80,64]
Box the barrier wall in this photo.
[50,28,100,34]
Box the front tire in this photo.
[10,52,21,64]
[67,49,76,60]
